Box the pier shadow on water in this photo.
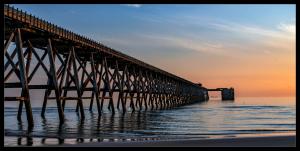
[5,107,175,146]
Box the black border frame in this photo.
[1,0,297,150]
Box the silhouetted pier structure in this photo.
[206,88,235,100]
[4,5,208,128]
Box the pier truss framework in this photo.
[4,5,207,127]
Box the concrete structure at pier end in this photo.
[221,88,235,100]
[205,87,235,101]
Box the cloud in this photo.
[138,34,227,55]
[124,4,142,8]
[277,23,295,35]
[97,12,295,59]
[209,20,294,40]
[133,12,295,43]
[174,14,295,41]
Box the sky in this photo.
[11,4,296,97]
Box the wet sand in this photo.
[53,134,296,147]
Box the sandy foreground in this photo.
[49,133,296,147]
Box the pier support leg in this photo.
[59,51,72,112]
[47,38,64,123]
[17,45,32,121]
[71,47,85,120]
[15,29,34,128]
[90,53,101,115]
[41,88,50,117]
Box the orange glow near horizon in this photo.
[176,47,294,98]
[149,32,295,98]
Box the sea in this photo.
[4,96,296,146]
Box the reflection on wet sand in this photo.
[16,135,161,146]
[12,110,163,146]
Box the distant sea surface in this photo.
[4,97,295,146]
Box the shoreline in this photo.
[47,133,296,147]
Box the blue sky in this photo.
[11,4,295,56]
[10,4,296,97]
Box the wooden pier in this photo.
[4,5,208,128]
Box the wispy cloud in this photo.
[97,11,295,58]
[138,34,227,55]
[153,13,295,41]
[123,4,142,8]
[277,23,295,35]
[208,19,295,40]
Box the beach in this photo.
[50,133,295,147]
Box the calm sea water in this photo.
[4,97,295,146]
